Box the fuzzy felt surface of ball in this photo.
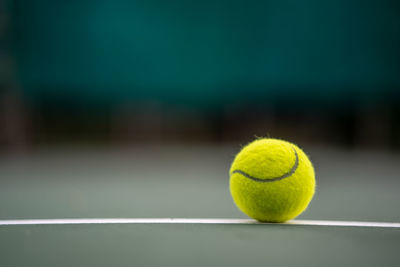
[229,138,315,222]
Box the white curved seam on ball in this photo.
[230,147,299,182]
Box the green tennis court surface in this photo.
[1,145,399,266]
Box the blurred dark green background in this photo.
[1,0,400,149]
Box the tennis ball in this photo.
[229,138,315,222]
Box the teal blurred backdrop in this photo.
[1,0,400,148]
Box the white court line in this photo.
[0,218,399,228]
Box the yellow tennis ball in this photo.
[229,138,315,222]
